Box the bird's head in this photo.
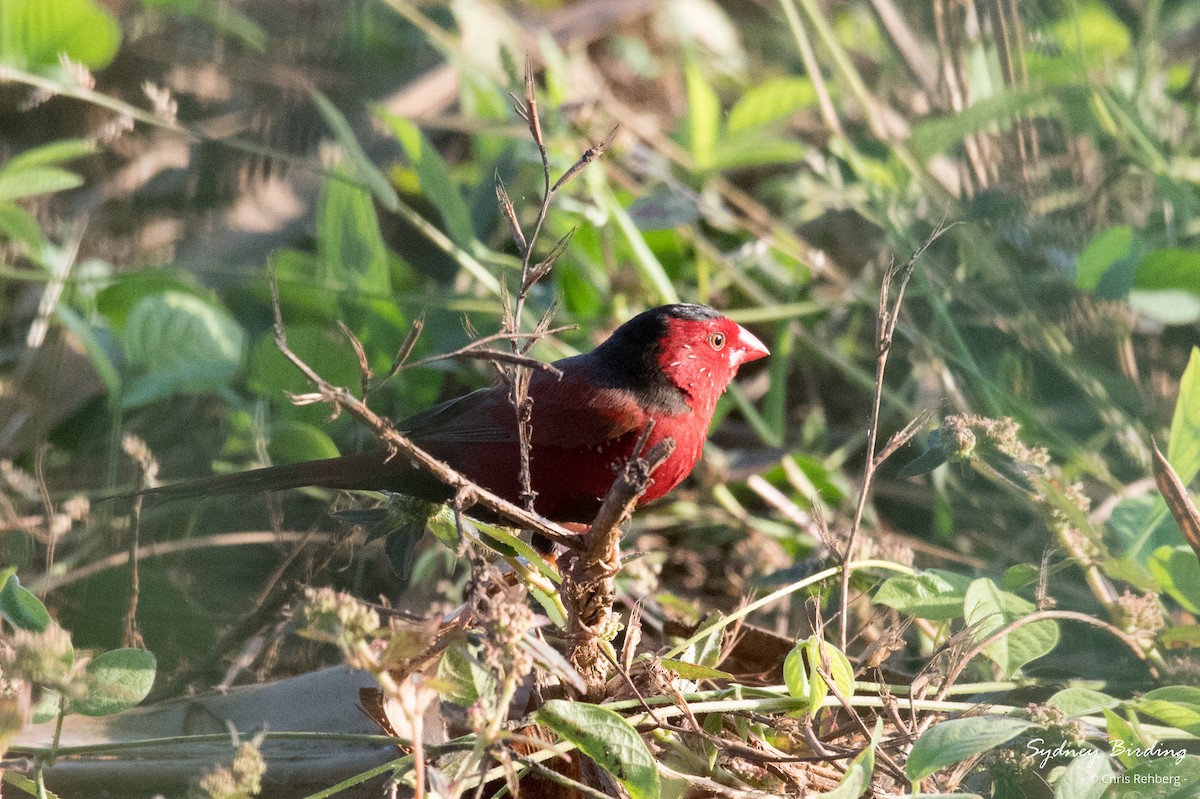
[598,304,769,414]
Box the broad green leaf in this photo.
[963,578,1059,677]
[710,132,807,171]
[537,700,660,799]
[1076,225,1135,291]
[96,268,213,328]
[0,202,45,251]
[1167,348,1200,486]
[71,648,156,717]
[784,635,855,716]
[269,248,345,322]
[247,324,358,425]
[1046,686,1120,717]
[726,77,817,134]
[1130,249,1200,325]
[318,172,391,297]
[1053,750,1111,799]
[1103,709,1140,768]
[0,167,83,202]
[906,716,1032,782]
[266,420,341,465]
[1132,686,1200,736]
[684,59,720,171]
[0,0,121,70]
[1129,289,1200,325]
[1052,1,1131,66]
[120,291,245,408]
[1147,545,1200,614]
[437,641,497,710]
[1111,757,1200,798]
[0,572,51,632]
[873,570,974,620]
[382,114,476,250]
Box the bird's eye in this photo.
[708,331,726,350]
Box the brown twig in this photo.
[838,223,949,649]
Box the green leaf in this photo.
[727,77,817,134]
[1052,750,1111,799]
[537,700,660,799]
[311,90,398,211]
[1132,686,1200,736]
[660,659,733,681]
[783,636,855,716]
[2,139,96,172]
[54,304,121,397]
[96,268,213,328]
[1130,249,1200,325]
[0,167,83,202]
[1052,1,1131,65]
[0,202,45,251]
[1046,686,1119,717]
[120,291,245,408]
[963,578,1059,677]
[910,90,1050,160]
[436,641,497,710]
[470,520,561,585]
[1103,708,1141,768]
[71,648,156,716]
[1168,347,1200,486]
[1110,757,1200,798]
[1147,545,1200,614]
[684,58,720,171]
[873,570,974,620]
[317,172,391,297]
[905,716,1032,782]
[266,420,341,465]
[679,611,725,671]
[381,114,476,250]
[0,0,121,70]
[247,324,358,425]
[1076,225,1135,291]
[0,572,51,632]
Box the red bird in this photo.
[130,304,768,523]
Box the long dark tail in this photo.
[103,451,398,503]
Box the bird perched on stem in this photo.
[124,304,768,523]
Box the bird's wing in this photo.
[527,372,648,449]
[399,370,649,450]
[398,387,517,443]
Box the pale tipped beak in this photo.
[731,324,770,368]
